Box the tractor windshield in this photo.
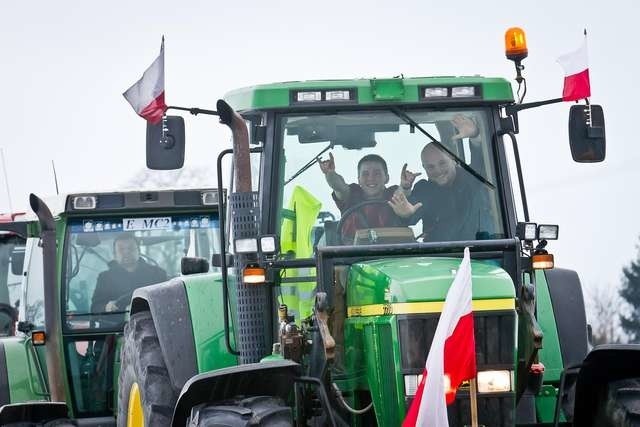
[62,213,220,331]
[278,108,505,257]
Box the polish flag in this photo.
[403,248,476,427]
[123,38,167,124]
[557,34,591,102]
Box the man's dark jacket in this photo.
[407,167,496,242]
[91,259,167,312]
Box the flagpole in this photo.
[469,378,479,427]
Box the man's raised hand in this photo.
[400,163,421,190]
[319,152,336,175]
[451,114,479,140]
[388,190,423,218]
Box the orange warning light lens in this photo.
[243,266,266,284]
[32,331,46,345]
[505,27,528,61]
[532,253,554,270]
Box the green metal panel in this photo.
[344,315,405,427]
[534,270,564,423]
[347,257,515,306]
[183,273,238,373]
[224,76,514,112]
[3,337,48,402]
[534,270,563,381]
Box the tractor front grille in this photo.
[398,311,516,427]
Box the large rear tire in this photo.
[593,378,640,427]
[117,311,177,427]
[186,396,293,426]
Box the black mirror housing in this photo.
[10,248,25,276]
[181,256,209,275]
[146,115,185,170]
[569,104,606,162]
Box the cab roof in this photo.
[224,75,514,112]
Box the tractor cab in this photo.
[25,189,223,420]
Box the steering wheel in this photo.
[336,200,403,245]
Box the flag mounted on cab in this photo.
[123,37,167,124]
[557,31,591,102]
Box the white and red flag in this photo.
[402,247,477,427]
[557,32,591,102]
[123,37,167,124]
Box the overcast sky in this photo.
[1,0,638,297]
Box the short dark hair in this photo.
[357,154,388,175]
[112,233,139,252]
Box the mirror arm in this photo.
[166,105,219,116]
[505,97,564,116]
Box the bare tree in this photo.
[586,284,623,345]
[122,166,217,191]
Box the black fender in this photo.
[543,268,589,421]
[0,402,69,424]
[171,359,301,426]
[129,278,198,392]
[573,344,640,426]
[543,268,589,367]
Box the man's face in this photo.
[114,238,139,272]
[358,161,388,198]
[422,147,456,186]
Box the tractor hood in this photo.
[346,256,515,307]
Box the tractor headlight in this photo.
[259,235,278,254]
[451,86,476,97]
[516,222,537,241]
[423,87,448,98]
[201,191,218,206]
[537,224,559,240]
[477,370,512,393]
[73,196,97,210]
[404,374,423,396]
[235,238,258,253]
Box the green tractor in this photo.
[113,39,635,426]
[0,190,227,426]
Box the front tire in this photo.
[593,378,640,427]
[117,311,177,426]
[186,396,293,426]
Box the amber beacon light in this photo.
[505,27,528,61]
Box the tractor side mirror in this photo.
[181,256,209,275]
[568,104,606,162]
[10,248,25,276]
[146,116,185,170]
[76,233,101,248]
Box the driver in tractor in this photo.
[318,153,403,243]
[91,233,167,313]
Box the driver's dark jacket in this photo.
[91,259,167,313]
[407,168,495,242]
[333,184,401,240]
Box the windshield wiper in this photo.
[390,108,495,190]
